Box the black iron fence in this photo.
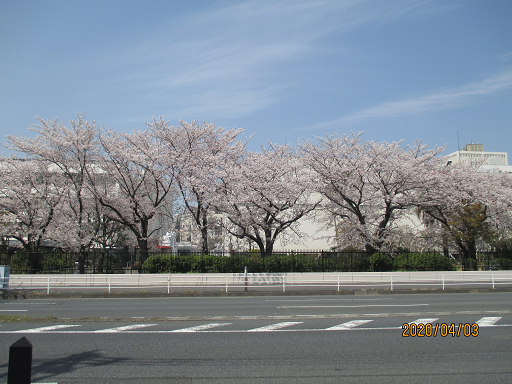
[1,247,511,274]
[0,247,134,274]
[142,250,373,274]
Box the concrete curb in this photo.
[3,287,512,299]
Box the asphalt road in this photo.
[1,292,512,383]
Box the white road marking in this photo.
[409,318,439,325]
[267,298,393,302]
[171,323,232,332]
[1,318,511,334]
[2,302,56,305]
[325,320,374,330]
[248,322,304,332]
[476,317,502,327]
[0,310,28,312]
[279,304,429,308]
[13,325,81,333]
[93,324,158,333]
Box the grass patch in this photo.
[0,315,58,323]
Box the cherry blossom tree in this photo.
[299,133,445,253]
[0,159,65,270]
[93,126,176,266]
[216,143,320,257]
[152,119,247,254]
[7,115,101,273]
[417,162,512,267]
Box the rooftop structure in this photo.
[445,144,512,173]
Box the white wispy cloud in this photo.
[497,51,512,62]
[93,0,445,121]
[305,69,512,130]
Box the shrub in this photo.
[5,251,30,274]
[352,256,371,272]
[142,254,172,273]
[393,253,453,271]
[41,251,73,271]
[494,258,512,270]
[370,253,393,272]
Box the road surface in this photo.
[1,292,511,383]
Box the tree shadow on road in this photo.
[26,350,130,381]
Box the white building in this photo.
[445,144,512,173]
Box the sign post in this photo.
[8,336,32,384]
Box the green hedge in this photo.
[370,253,393,272]
[141,253,373,273]
[494,258,512,270]
[393,253,454,271]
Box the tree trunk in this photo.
[457,241,477,271]
[77,246,88,274]
[201,210,209,255]
[138,238,149,272]
[25,240,41,273]
[365,243,378,255]
[258,237,274,258]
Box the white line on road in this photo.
[2,322,512,334]
[279,304,429,308]
[476,317,502,327]
[171,323,232,332]
[325,320,374,330]
[248,322,304,332]
[0,310,28,312]
[14,325,81,333]
[1,302,56,305]
[266,298,394,302]
[409,318,439,325]
[93,324,158,333]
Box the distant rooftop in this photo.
[445,143,511,172]
[462,143,484,152]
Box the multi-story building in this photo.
[445,144,512,173]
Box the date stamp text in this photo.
[402,323,479,337]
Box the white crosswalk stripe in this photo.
[93,324,158,333]
[248,322,303,332]
[2,317,511,334]
[325,320,373,330]
[171,323,232,332]
[409,318,439,324]
[13,325,81,333]
[475,317,502,327]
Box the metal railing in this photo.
[5,271,512,294]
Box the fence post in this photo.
[492,274,495,289]
[47,277,50,295]
[226,276,229,293]
[244,266,248,292]
[442,274,445,290]
[167,275,171,294]
[282,275,286,292]
[390,275,393,291]
[8,336,32,384]
[337,275,340,292]
[108,276,111,294]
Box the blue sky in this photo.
[1,0,511,156]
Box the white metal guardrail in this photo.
[4,271,512,294]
